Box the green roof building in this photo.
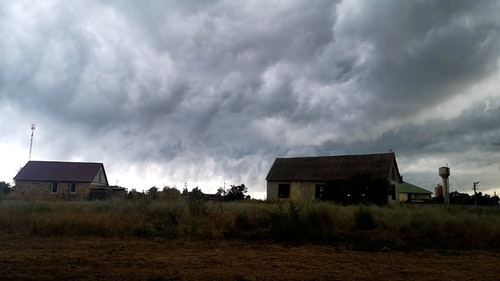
[395,181,433,203]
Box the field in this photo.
[0,199,499,280]
[1,236,499,280]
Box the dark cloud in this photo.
[1,0,500,197]
[328,0,500,121]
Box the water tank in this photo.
[439,167,450,178]
[438,167,450,205]
[434,185,443,198]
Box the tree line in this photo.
[449,191,499,206]
[126,184,249,201]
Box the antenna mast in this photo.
[473,181,479,207]
[29,124,36,160]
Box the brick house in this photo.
[13,161,109,200]
[266,152,404,201]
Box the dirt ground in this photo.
[0,235,498,281]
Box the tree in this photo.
[182,188,189,197]
[190,187,206,200]
[160,186,181,200]
[216,187,226,197]
[450,191,500,206]
[147,186,158,200]
[0,181,12,195]
[225,184,248,201]
[127,189,145,200]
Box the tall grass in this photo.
[0,199,499,250]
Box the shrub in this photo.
[146,202,184,238]
[354,207,377,230]
[133,224,154,237]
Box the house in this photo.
[266,152,403,201]
[397,181,432,203]
[13,161,110,200]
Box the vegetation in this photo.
[0,198,499,251]
[0,181,12,195]
[449,191,499,206]
[217,184,248,201]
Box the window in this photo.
[69,182,77,193]
[278,184,290,198]
[315,184,326,199]
[411,194,427,200]
[51,182,59,194]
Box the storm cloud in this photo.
[1,0,500,197]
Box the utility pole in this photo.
[29,124,36,160]
[473,181,479,207]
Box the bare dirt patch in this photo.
[0,235,498,281]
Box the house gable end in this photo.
[91,166,109,186]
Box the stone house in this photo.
[13,161,110,200]
[266,152,404,201]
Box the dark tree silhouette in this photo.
[160,186,181,200]
[190,187,206,200]
[148,186,159,200]
[450,191,500,206]
[217,184,248,201]
[0,181,12,195]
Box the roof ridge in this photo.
[27,160,103,164]
[276,152,394,159]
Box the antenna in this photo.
[29,124,36,160]
[473,181,479,207]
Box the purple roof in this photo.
[14,161,108,184]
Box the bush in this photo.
[354,207,377,230]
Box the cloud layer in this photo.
[1,0,500,197]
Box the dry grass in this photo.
[0,199,499,250]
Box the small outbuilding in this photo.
[14,161,109,200]
[397,181,432,203]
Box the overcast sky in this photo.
[2,0,500,198]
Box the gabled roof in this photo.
[397,182,432,194]
[266,152,400,181]
[14,161,107,184]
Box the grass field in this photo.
[1,199,499,280]
[1,199,499,250]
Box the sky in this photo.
[1,0,500,199]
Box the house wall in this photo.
[92,167,108,186]
[398,193,409,202]
[13,181,93,200]
[389,163,403,183]
[390,180,400,201]
[267,181,318,200]
[399,193,432,203]
[268,179,397,201]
